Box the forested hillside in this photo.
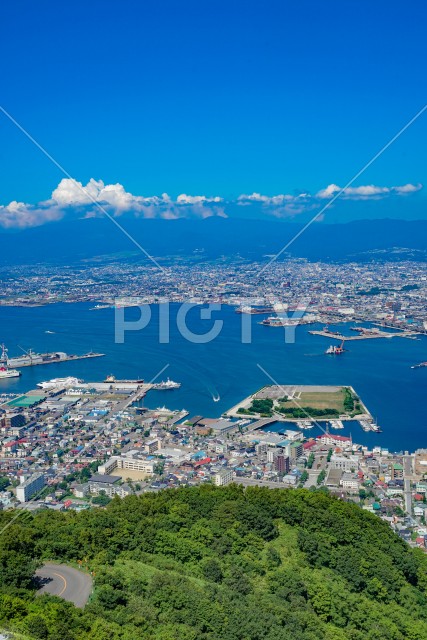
[1,485,427,639]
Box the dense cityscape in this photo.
[1,257,427,333]
[1,374,427,550]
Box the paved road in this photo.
[35,563,92,608]
[403,453,414,515]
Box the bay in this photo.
[0,302,426,452]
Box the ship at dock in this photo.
[235,305,274,315]
[104,374,145,384]
[0,344,21,380]
[359,419,382,433]
[152,378,181,390]
[260,316,300,327]
[37,377,82,390]
[296,420,314,430]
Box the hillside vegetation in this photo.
[1,485,427,639]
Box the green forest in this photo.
[1,485,427,639]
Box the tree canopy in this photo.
[1,485,427,639]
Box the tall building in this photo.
[1,412,27,430]
[16,473,45,503]
[274,455,290,475]
[214,469,233,486]
[289,442,303,462]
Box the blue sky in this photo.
[0,0,426,226]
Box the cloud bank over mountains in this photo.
[0,178,423,229]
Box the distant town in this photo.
[1,376,427,551]
[0,257,427,335]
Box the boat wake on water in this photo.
[304,353,325,357]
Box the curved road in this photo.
[35,563,92,608]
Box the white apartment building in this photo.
[330,454,359,473]
[340,474,360,491]
[16,473,45,503]
[98,455,155,475]
[214,469,234,486]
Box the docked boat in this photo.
[296,420,314,430]
[260,316,300,327]
[104,374,144,384]
[0,344,21,379]
[329,420,344,429]
[359,420,374,432]
[37,377,81,390]
[8,348,45,367]
[152,378,181,390]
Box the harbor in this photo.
[0,304,426,451]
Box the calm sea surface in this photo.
[1,303,426,452]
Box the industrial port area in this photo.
[0,343,105,381]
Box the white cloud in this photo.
[316,184,340,199]
[394,183,423,194]
[0,178,422,229]
[51,178,104,206]
[238,192,295,205]
[51,178,168,211]
[0,179,228,228]
[316,183,422,200]
[177,194,222,204]
[0,201,63,229]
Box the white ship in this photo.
[296,420,314,430]
[329,420,344,430]
[152,378,181,390]
[0,344,21,380]
[37,377,81,390]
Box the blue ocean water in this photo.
[0,302,426,452]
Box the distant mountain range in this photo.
[1,217,426,266]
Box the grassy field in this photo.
[279,390,346,412]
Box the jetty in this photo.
[309,328,419,341]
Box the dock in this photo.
[309,329,419,341]
[11,352,105,368]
